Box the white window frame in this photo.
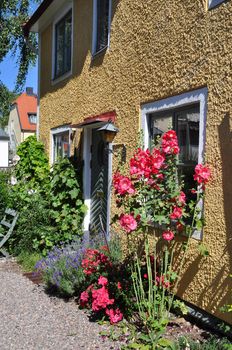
[208,0,226,9]
[51,2,73,85]
[92,0,112,56]
[50,125,71,164]
[141,87,208,240]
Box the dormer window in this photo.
[92,0,111,56]
[28,113,37,124]
[54,9,72,79]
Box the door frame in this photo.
[82,123,113,237]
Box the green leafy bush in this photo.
[15,135,49,187]
[49,158,87,240]
[0,170,10,218]
[17,251,42,272]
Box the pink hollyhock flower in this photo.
[170,206,183,220]
[98,276,108,286]
[92,286,114,312]
[113,173,135,195]
[119,214,137,233]
[193,164,211,185]
[162,230,175,241]
[80,291,89,307]
[117,282,122,290]
[162,130,180,155]
[156,276,170,289]
[130,148,152,178]
[178,191,186,205]
[151,149,165,171]
[106,308,123,324]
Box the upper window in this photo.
[28,113,37,124]
[92,0,111,55]
[54,10,72,79]
[208,0,226,9]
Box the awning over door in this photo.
[71,111,116,129]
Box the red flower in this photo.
[80,291,89,307]
[193,164,211,185]
[98,276,108,286]
[143,273,148,279]
[117,282,122,290]
[162,130,180,155]
[178,191,186,205]
[81,249,111,275]
[106,308,123,324]
[130,148,152,178]
[170,206,183,220]
[92,286,114,312]
[162,230,175,241]
[113,173,135,195]
[119,213,138,233]
[156,275,170,289]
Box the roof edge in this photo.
[23,0,54,36]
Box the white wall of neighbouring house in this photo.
[0,140,9,167]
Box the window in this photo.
[92,0,111,55]
[54,10,72,79]
[52,130,70,163]
[150,105,200,192]
[28,113,37,124]
[208,0,226,9]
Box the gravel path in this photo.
[0,270,123,350]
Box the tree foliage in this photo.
[0,0,42,91]
[0,82,17,127]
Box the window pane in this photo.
[96,0,109,52]
[54,131,70,161]
[55,10,72,78]
[150,113,173,147]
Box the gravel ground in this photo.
[0,270,123,350]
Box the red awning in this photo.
[71,111,116,129]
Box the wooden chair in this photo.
[0,209,19,258]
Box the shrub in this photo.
[49,158,87,240]
[0,170,10,218]
[35,236,88,297]
[15,135,49,188]
[17,251,42,272]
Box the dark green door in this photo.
[89,129,109,235]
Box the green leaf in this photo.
[69,188,79,199]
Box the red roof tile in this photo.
[14,93,37,131]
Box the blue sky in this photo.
[0,54,38,93]
[0,1,39,93]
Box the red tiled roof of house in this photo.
[13,93,37,131]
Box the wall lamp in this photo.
[97,121,119,143]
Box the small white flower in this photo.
[10,176,17,185]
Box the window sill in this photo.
[91,45,108,60]
[208,0,225,9]
[51,70,72,86]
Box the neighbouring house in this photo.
[8,87,37,155]
[24,0,232,324]
[0,129,10,168]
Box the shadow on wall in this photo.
[218,113,232,277]
[176,114,232,323]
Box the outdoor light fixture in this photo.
[97,121,119,143]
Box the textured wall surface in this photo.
[39,0,232,324]
[8,107,21,145]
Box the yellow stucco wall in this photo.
[39,0,232,324]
